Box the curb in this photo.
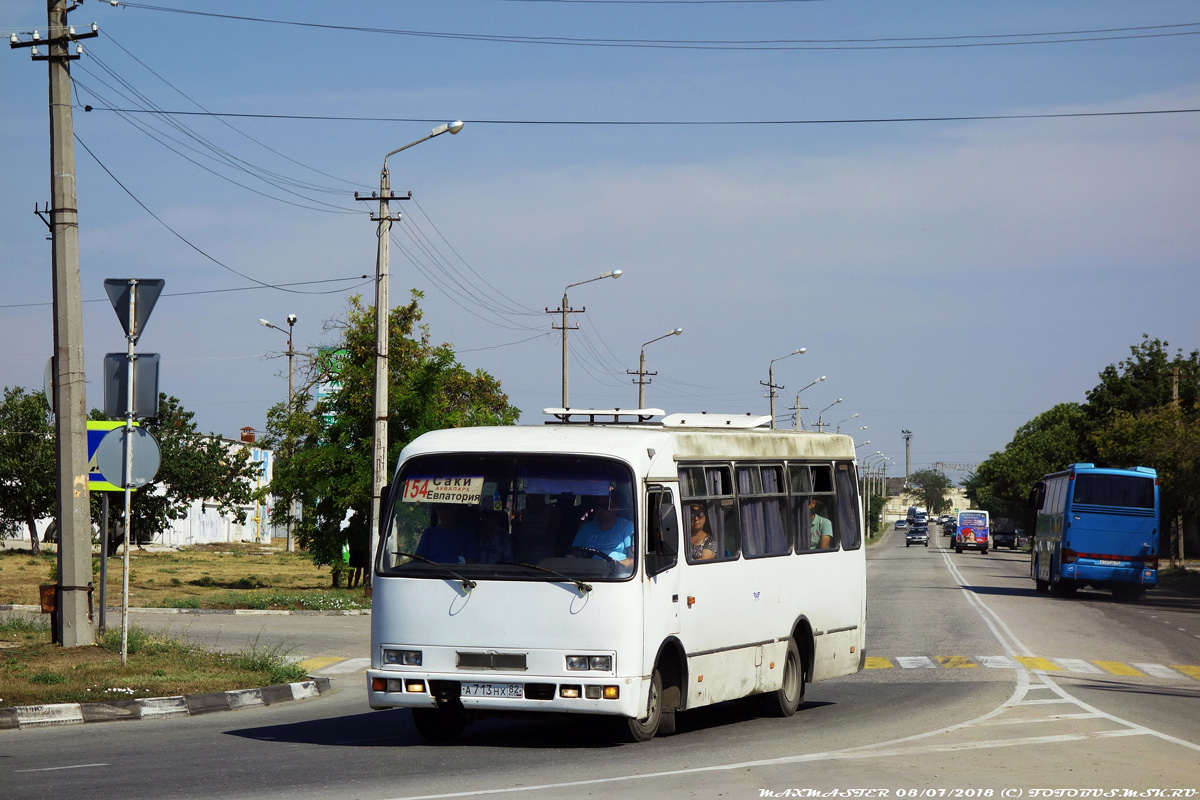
[0,604,369,616]
[0,677,330,731]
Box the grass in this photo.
[0,616,309,708]
[0,541,369,612]
[1159,565,1200,596]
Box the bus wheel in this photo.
[981,548,988,555]
[762,638,804,718]
[618,669,663,743]
[412,707,467,743]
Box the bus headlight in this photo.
[566,656,589,671]
[383,649,422,666]
[566,655,613,671]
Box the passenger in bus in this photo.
[415,504,480,564]
[688,503,716,561]
[809,497,834,550]
[475,509,513,565]
[569,490,634,572]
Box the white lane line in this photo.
[896,656,937,669]
[1054,658,1104,674]
[14,763,110,773]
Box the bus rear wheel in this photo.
[618,669,663,743]
[412,707,467,742]
[762,638,805,718]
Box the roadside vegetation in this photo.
[0,541,369,611]
[0,615,308,708]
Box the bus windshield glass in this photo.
[1072,474,1155,509]
[380,454,637,581]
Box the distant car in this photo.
[991,517,1020,549]
[905,524,929,548]
[895,519,908,529]
[943,521,956,537]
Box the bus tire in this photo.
[412,707,467,743]
[981,548,988,555]
[618,669,663,743]
[1050,577,1076,597]
[955,547,962,554]
[762,638,805,718]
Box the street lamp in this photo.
[363,121,463,587]
[792,375,826,430]
[632,327,682,409]
[854,440,871,449]
[762,347,805,429]
[556,269,623,409]
[258,315,297,409]
[836,412,859,434]
[816,398,842,433]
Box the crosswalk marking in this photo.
[861,656,1200,682]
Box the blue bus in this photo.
[1029,463,1159,601]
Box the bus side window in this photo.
[835,463,860,550]
[646,488,678,576]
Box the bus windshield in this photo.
[381,454,637,581]
[1072,474,1155,509]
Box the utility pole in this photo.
[11,2,99,647]
[548,300,582,409]
[902,430,913,489]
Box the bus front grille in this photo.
[456,651,528,671]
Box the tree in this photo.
[906,469,954,516]
[263,292,520,580]
[90,395,261,553]
[0,387,56,553]
[963,403,1091,524]
[1085,335,1200,422]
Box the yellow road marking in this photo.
[863,657,893,669]
[935,656,978,668]
[1014,656,1061,671]
[1172,665,1200,680]
[298,656,343,671]
[1094,660,1146,676]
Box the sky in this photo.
[2,0,1198,484]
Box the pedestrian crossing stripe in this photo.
[863,656,1200,681]
[298,656,343,672]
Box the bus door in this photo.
[643,486,682,661]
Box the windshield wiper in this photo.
[393,551,476,591]
[499,560,592,596]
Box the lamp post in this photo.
[362,121,463,587]
[836,413,859,434]
[258,315,297,409]
[762,348,805,429]
[902,429,913,488]
[259,314,298,551]
[554,270,623,409]
[631,327,682,409]
[792,375,826,430]
[816,398,842,433]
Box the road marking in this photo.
[1053,658,1103,674]
[1134,663,1183,679]
[318,656,371,675]
[14,763,109,773]
[934,656,977,668]
[1014,656,1060,671]
[862,656,892,669]
[977,655,1017,668]
[1173,665,1200,680]
[1095,660,1146,676]
[896,656,937,668]
[298,656,342,672]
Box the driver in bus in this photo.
[568,485,634,574]
[415,504,480,564]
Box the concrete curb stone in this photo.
[2,677,330,731]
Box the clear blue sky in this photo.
[3,1,1198,480]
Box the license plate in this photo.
[461,682,523,698]
[1098,559,1125,566]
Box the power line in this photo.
[79,106,1200,125]
[0,278,373,310]
[107,6,1200,50]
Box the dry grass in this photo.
[0,541,368,610]
[0,616,309,707]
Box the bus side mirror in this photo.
[378,483,392,538]
[1028,482,1043,510]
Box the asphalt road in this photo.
[3,524,1197,800]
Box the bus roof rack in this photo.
[1070,463,1096,469]
[543,408,665,424]
[661,412,773,429]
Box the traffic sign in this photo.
[103,278,164,344]
[95,426,161,489]
[87,420,139,492]
[103,353,160,419]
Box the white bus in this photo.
[367,410,867,742]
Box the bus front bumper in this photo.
[366,669,645,718]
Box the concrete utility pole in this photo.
[11,2,100,647]
[902,430,913,488]
[548,270,623,409]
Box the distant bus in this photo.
[1028,463,1159,601]
[954,510,989,554]
[367,409,866,742]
